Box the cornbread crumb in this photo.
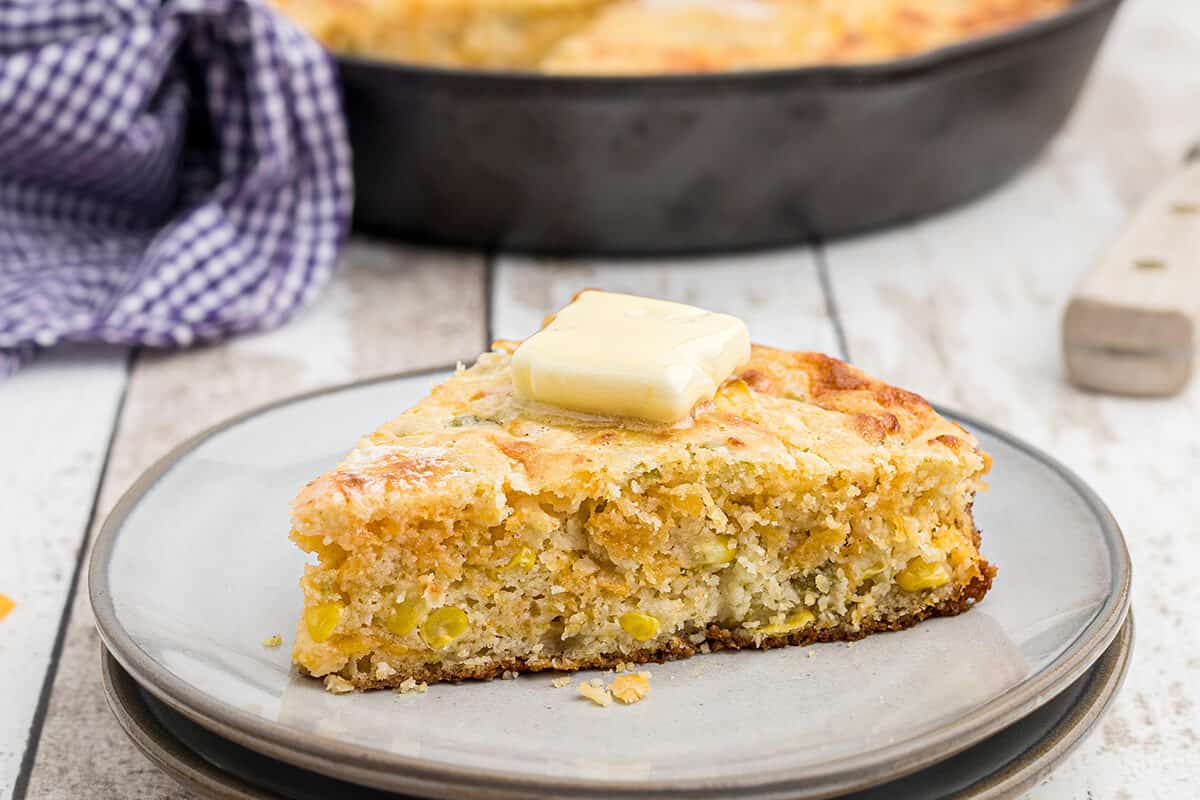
[614,660,629,672]
[579,681,612,707]
[501,670,518,680]
[807,651,816,660]
[395,678,429,695]
[0,594,15,622]
[375,662,397,680]
[324,675,355,694]
[262,634,283,648]
[610,672,651,704]
[551,676,572,688]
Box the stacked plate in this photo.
[90,370,1133,800]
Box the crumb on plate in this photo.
[551,676,572,688]
[579,681,612,707]
[324,675,355,694]
[610,672,651,705]
[262,634,282,647]
[395,677,429,695]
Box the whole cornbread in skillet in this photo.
[271,0,1069,74]
[290,294,994,690]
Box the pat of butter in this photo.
[511,291,751,423]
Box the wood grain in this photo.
[0,347,129,797]
[11,2,1200,799]
[492,249,840,355]
[19,243,485,800]
[820,2,1200,797]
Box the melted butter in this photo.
[511,291,750,424]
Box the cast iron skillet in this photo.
[336,0,1123,255]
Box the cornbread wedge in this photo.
[290,340,995,689]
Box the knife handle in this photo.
[1063,160,1200,396]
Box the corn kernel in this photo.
[384,598,427,637]
[421,606,469,649]
[759,608,816,635]
[507,546,537,571]
[695,535,737,565]
[304,602,343,643]
[619,611,660,641]
[897,557,951,592]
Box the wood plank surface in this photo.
[492,249,841,355]
[0,347,130,797]
[18,242,485,799]
[9,1,1199,798]
[820,2,1200,797]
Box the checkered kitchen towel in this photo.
[0,0,352,377]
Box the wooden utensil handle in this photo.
[1063,161,1199,395]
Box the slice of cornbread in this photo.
[290,343,994,689]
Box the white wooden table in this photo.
[2,1,1197,797]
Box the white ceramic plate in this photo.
[90,369,1131,800]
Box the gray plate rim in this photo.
[100,618,1134,800]
[89,368,1133,799]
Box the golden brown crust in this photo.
[485,341,965,446]
[272,0,1070,74]
[541,0,1071,74]
[732,348,949,444]
[330,562,995,690]
[291,343,989,538]
[930,434,967,451]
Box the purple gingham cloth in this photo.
[0,0,353,377]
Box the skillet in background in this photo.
[336,0,1123,255]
